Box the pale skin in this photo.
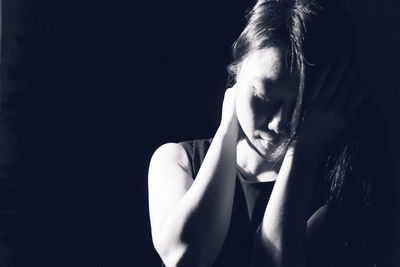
[148,47,361,267]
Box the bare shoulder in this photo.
[149,142,191,176]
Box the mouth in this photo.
[259,137,274,148]
[258,131,279,145]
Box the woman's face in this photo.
[235,47,299,161]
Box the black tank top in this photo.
[178,138,275,266]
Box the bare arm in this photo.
[148,88,239,267]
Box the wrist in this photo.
[217,122,239,142]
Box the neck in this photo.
[236,139,283,182]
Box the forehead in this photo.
[241,47,285,81]
[240,47,292,83]
[239,47,298,93]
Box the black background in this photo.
[1,0,399,266]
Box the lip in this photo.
[258,131,278,142]
[258,137,272,148]
[259,129,288,146]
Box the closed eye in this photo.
[252,85,277,100]
[253,91,276,103]
[261,95,276,102]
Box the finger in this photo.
[224,87,234,100]
[319,57,349,104]
[230,83,240,94]
[226,83,239,94]
[331,60,357,108]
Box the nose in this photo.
[267,107,288,135]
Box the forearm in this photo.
[251,145,320,267]
[157,125,238,266]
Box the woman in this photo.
[148,0,393,266]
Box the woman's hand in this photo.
[219,85,244,142]
[295,58,363,158]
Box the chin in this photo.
[254,138,289,162]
